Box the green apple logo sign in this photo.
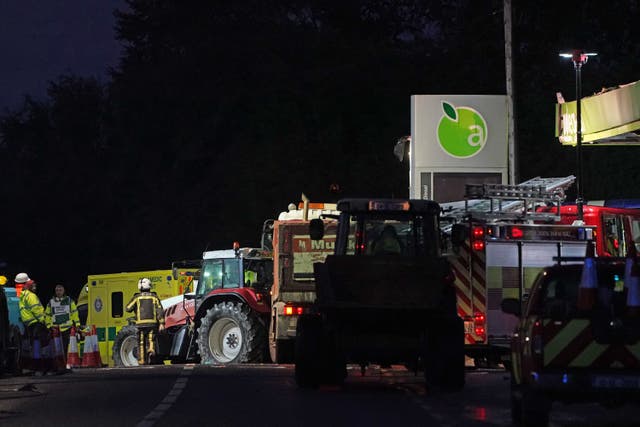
[437,101,488,158]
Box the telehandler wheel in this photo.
[197,301,266,364]
[294,315,323,388]
[113,325,139,367]
[270,338,294,364]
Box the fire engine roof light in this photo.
[510,227,524,239]
[233,241,240,250]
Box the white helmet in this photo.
[15,272,30,284]
[138,278,152,291]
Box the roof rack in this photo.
[441,176,575,223]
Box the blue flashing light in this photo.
[532,372,539,382]
[562,373,568,384]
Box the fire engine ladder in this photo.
[440,175,576,223]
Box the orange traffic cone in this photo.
[81,327,98,367]
[51,326,67,372]
[92,325,103,367]
[66,326,82,368]
[577,241,598,311]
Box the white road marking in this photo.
[136,366,192,427]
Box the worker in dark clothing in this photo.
[370,225,403,255]
[125,278,165,365]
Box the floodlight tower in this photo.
[559,50,597,223]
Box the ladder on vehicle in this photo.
[440,176,575,223]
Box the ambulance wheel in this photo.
[113,325,139,367]
[197,301,266,364]
[294,315,323,388]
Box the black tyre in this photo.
[7,326,22,375]
[520,386,550,427]
[197,301,266,364]
[113,325,140,367]
[324,333,346,386]
[424,317,465,391]
[270,338,294,364]
[510,380,523,424]
[294,315,322,388]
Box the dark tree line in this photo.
[1,0,639,296]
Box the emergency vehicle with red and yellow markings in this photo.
[444,176,594,367]
[445,177,640,368]
[502,249,640,427]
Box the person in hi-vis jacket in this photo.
[125,278,165,365]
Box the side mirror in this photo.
[309,218,325,241]
[451,224,467,246]
[501,298,521,317]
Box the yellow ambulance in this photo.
[86,267,197,366]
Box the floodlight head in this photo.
[559,50,597,66]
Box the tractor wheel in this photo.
[113,325,140,367]
[424,317,465,391]
[324,333,346,386]
[270,337,294,364]
[294,315,323,388]
[197,301,266,364]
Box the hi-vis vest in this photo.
[19,289,45,326]
[46,296,79,330]
[126,292,164,326]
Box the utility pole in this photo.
[504,0,517,185]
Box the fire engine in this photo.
[444,176,640,368]
[443,176,594,367]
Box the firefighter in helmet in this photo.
[125,278,165,365]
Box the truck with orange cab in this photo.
[266,201,339,363]
[502,244,640,426]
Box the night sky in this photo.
[0,0,122,111]
[0,1,639,302]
